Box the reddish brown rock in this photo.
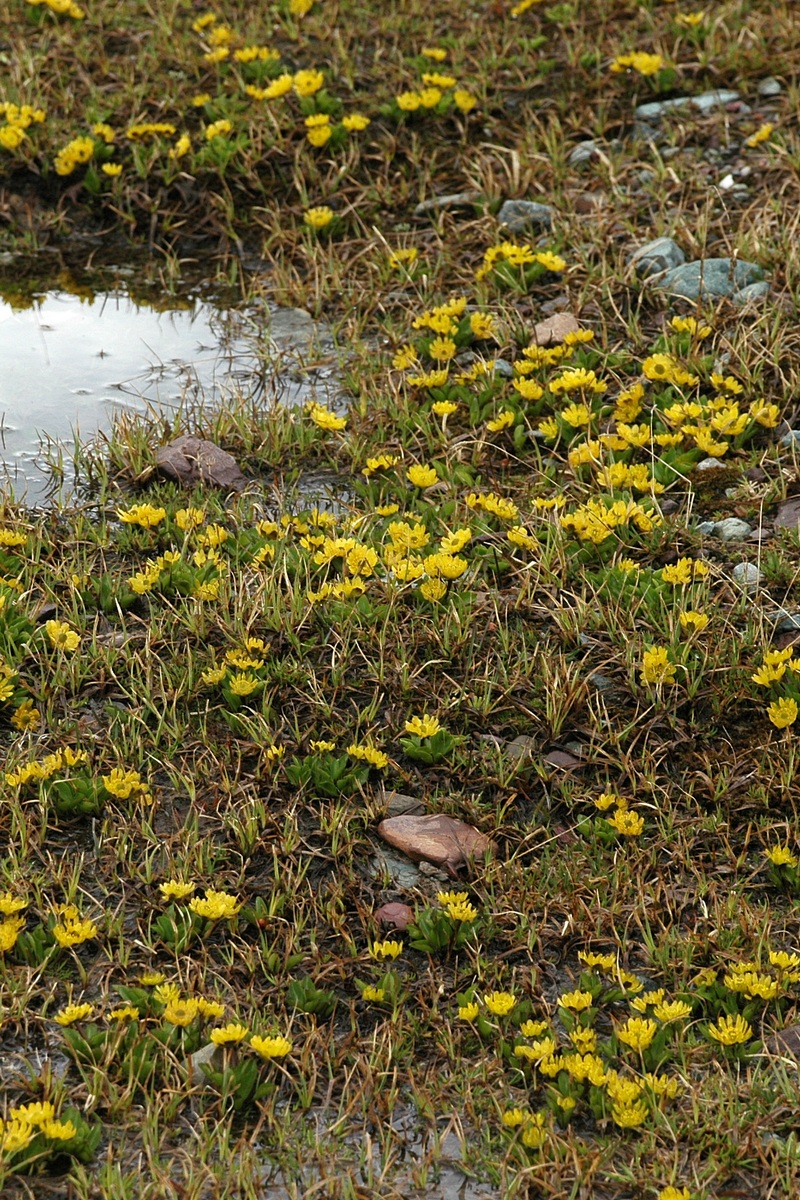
[374,902,413,931]
[775,499,800,531]
[377,814,494,875]
[530,312,580,347]
[156,435,248,491]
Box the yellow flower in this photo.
[428,336,457,362]
[453,90,477,113]
[103,768,150,801]
[640,646,676,686]
[293,69,324,96]
[205,119,232,140]
[607,808,644,837]
[189,889,241,920]
[117,503,166,528]
[657,1188,691,1200]
[610,51,665,76]
[388,248,418,270]
[486,410,515,433]
[228,673,261,697]
[11,699,40,731]
[431,400,458,417]
[653,1000,692,1023]
[768,697,798,729]
[371,939,403,960]
[45,619,80,652]
[745,122,773,148]
[420,578,447,601]
[396,91,422,112]
[108,1006,139,1021]
[361,985,385,1002]
[483,991,516,1016]
[164,998,200,1026]
[250,1034,292,1058]
[407,464,439,488]
[405,714,441,737]
[0,915,25,952]
[707,1014,752,1045]
[53,1002,94,1026]
[210,1022,249,1044]
[458,1001,480,1021]
[342,113,370,131]
[101,163,122,177]
[680,610,708,632]
[307,401,346,430]
[159,880,195,901]
[52,915,98,947]
[558,990,593,1012]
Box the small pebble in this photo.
[779,430,800,448]
[695,457,728,472]
[696,521,717,535]
[714,518,752,541]
[774,610,800,633]
[497,199,553,233]
[569,140,599,166]
[757,77,782,97]
[732,562,763,590]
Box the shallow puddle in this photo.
[0,277,341,503]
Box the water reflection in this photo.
[0,278,339,503]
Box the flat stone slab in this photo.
[636,89,740,122]
[654,257,764,301]
[377,814,494,874]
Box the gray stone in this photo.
[498,199,553,233]
[774,610,800,633]
[188,1043,225,1089]
[635,89,740,122]
[629,236,685,279]
[569,140,598,166]
[757,77,782,98]
[505,735,537,763]
[492,359,515,378]
[385,791,426,817]
[588,672,614,691]
[732,562,763,590]
[713,518,752,541]
[695,458,728,472]
[695,521,716,534]
[654,257,764,301]
[779,430,800,448]
[414,191,482,216]
[732,281,771,306]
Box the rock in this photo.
[775,499,800,531]
[774,610,800,633]
[732,281,771,305]
[492,359,515,378]
[696,521,717,535]
[568,140,599,166]
[498,199,553,233]
[414,191,482,216]
[779,431,800,449]
[505,734,537,763]
[372,847,421,889]
[188,1042,225,1088]
[762,1024,800,1061]
[757,77,782,98]
[732,562,763,590]
[377,814,494,874]
[544,749,582,771]
[629,237,685,279]
[654,257,765,301]
[588,672,614,691]
[156,435,248,491]
[713,518,752,541]
[695,457,728,472]
[374,902,413,931]
[384,791,426,817]
[530,312,580,346]
[635,89,740,122]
